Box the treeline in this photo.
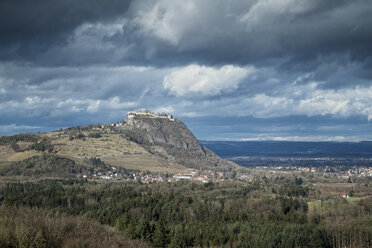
[0,133,39,144]
[0,155,83,178]
[0,179,348,247]
[0,128,102,153]
[0,177,371,247]
[0,154,111,178]
[0,132,55,153]
[311,197,372,248]
[28,138,54,152]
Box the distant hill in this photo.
[201,141,372,158]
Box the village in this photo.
[255,165,372,179]
[80,161,372,184]
[81,165,249,183]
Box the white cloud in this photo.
[164,80,372,121]
[154,106,175,114]
[25,96,41,105]
[55,97,137,113]
[132,0,197,45]
[163,64,255,96]
[87,100,101,113]
[240,0,315,27]
[104,96,138,110]
[238,84,372,119]
[74,19,125,41]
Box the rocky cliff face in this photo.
[121,112,237,171]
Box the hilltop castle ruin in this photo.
[125,110,175,122]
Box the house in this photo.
[340,192,350,198]
[101,175,112,180]
[173,174,193,180]
[239,174,249,180]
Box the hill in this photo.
[0,111,238,177]
[121,110,236,171]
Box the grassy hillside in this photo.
[0,130,187,174]
[50,131,187,173]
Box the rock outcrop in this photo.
[120,111,237,171]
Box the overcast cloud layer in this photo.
[1,0,372,141]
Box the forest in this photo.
[1,175,371,247]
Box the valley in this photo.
[0,112,371,247]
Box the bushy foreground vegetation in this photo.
[1,178,371,247]
[0,206,150,248]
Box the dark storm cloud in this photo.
[0,0,132,62]
[2,0,372,71]
[120,0,372,70]
[1,0,372,140]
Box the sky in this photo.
[1,0,372,141]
